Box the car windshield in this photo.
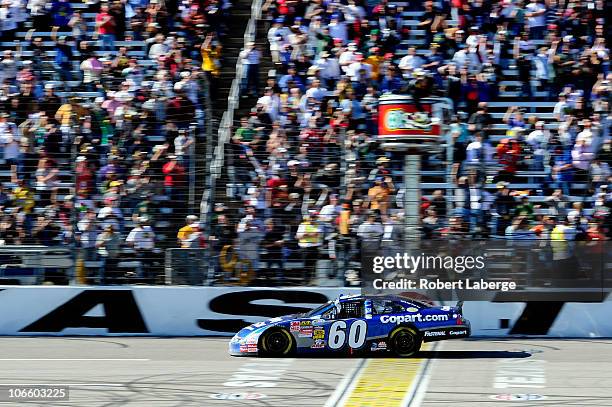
[305,301,333,317]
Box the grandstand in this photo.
[205,0,610,286]
[0,0,609,286]
[0,0,235,284]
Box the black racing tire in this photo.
[389,326,422,357]
[259,328,295,357]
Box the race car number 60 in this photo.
[328,320,367,350]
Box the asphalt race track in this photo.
[1,338,611,406]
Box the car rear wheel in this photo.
[389,326,421,357]
[259,328,294,356]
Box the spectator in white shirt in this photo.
[256,87,281,121]
[399,47,423,77]
[268,18,289,63]
[126,217,157,281]
[338,43,357,74]
[80,55,103,91]
[147,33,169,60]
[314,51,341,85]
[527,121,550,170]
[346,53,372,82]
[525,0,547,39]
[239,41,262,97]
[305,79,328,101]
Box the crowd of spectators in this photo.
[214,0,611,285]
[0,0,227,283]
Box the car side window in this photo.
[372,300,405,315]
[338,301,364,319]
[321,306,338,320]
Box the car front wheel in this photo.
[389,326,422,357]
[259,328,294,356]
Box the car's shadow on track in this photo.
[262,350,531,359]
[415,350,531,359]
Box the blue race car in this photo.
[229,294,470,357]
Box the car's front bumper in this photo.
[228,339,259,356]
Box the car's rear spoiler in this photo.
[456,301,464,315]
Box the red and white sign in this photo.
[377,95,447,141]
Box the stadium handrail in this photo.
[200,0,263,232]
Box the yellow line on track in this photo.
[341,343,430,407]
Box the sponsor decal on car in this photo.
[449,330,468,336]
[311,319,325,325]
[424,330,446,337]
[311,339,325,349]
[290,321,300,332]
[298,321,313,337]
[380,314,449,324]
[406,307,419,313]
[371,341,388,351]
[313,328,325,341]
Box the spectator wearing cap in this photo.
[313,51,341,86]
[77,209,98,262]
[177,215,203,248]
[95,223,120,284]
[240,41,262,98]
[346,53,372,83]
[97,196,123,232]
[174,128,194,165]
[288,24,308,61]
[328,14,348,45]
[366,175,394,216]
[268,17,289,64]
[162,153,186,202]
[237,215,263,273]
[338,42,358,74]
[126,217,157,282]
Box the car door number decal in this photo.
[328,320,367,350]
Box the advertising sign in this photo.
[377,95,449,141]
